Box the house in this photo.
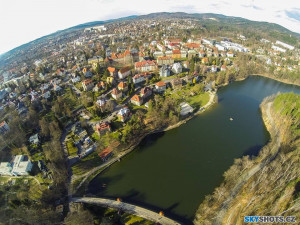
[95,122,111,136]
[98,147,113,161]
[140,87,152,99]
[227,51,235,57]
[94,81,106,92]
[84,71,93,78]
[188,50,197,59]
[118,66,131,79]
[82,79,94,91]
[106,76,115,84]
[71,76,81,83]
[131,94,143,106]
[117,107,131,122]
[211,65,218,73]
[108,67,117,77]
[0,121,9,135]
[202,57,209,64]
[171,78,182,89]
[153,51,164,59]
[157,56,174,66]
[96,98,106,108]
[172,50,181,59]
[135,60,157,72]
[160,65,170,77]
[155,81,167,93]
[111,88,122,100]
[180,102,194,116]
[43,91,51,99]
[29,134,40,145]
[172,63,183,74]
[198,51,206,57]
[117,82,128,92]
[132,74,145,84]
[221,65,227,71]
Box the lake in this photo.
[88,76,300,223]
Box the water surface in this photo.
[88,76,300,223]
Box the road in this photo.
[71,197,182,225]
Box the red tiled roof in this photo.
[98,147,113,159]
[155,81,166,87]
[119,66,131,73]
[172,50,181,54]
[118,82,127,89]
[83,79,93,85]
[131,94,142,102]
[108,67,116,72]
[135,60,157,68]
[112,88,121,95]
[96,122,110,131]
[157,56,172,60]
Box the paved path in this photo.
[71,197,182,225]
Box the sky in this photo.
[1,0,300,55]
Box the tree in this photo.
[39,118,50,138]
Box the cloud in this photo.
[241,4,263,10]
[285,9,300,22]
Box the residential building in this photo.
[117,82,128,92]
[108,67,117,77]
[118,66,131,79]
[94,81,106,92]
[159,65,171,77]
[117,107,131,122]
[98,147,113,161]
[82,79,94,91]
[157,56,174,66]
[140,87,152,99]
[95,122,111,136]
[0,121,9,135]
[135,60,157,72]
[172,63,183,74]
[180,102,194,116]
[29,134,40,145]
[155,81,167,93]
[111,88,122,100]
[131,94,143,106]
[153,51,164,59]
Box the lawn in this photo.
[71,152,103,176]
[186,92,210,109]
[67,140,78,157]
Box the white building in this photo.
[172,63,183,74]
[0,155,33,176]
[11,155,33,176]
[272,45,286,53]
[276,41,294,50]
[0,162,13,176]
[180,102,194,116]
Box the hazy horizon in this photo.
[1,0,300,55]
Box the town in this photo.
[0,14,299,224]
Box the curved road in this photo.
[71,197,182,225]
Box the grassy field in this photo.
[186,92,210,109]
[67,140,78,157]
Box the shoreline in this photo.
[72,91,216,194]
[252,73,300,87]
